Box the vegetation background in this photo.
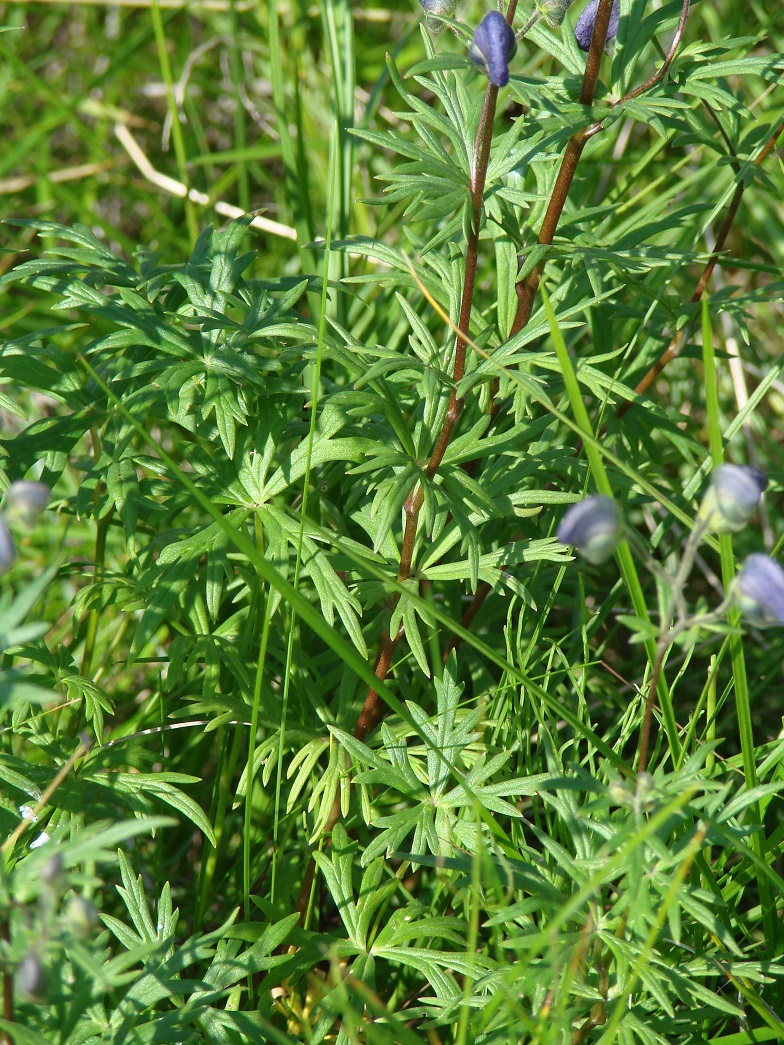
[0,0,783,1041]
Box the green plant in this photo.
[1,0,783,1041]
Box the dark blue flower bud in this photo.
[698,464,767,534]
[419,0,458,33]
[735,554,784,626]
[557,495,623,565]
[469,11,517,87]
[535,0,574,29]
[574,0,620,52]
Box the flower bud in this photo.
[698,464,767,534]
[574,0,620,53]
[5,480,50,527]
[735,554,784,626]
[557,495,623,565]
[419,0,458,33]
[633,771,655,814]
[608,780,631,805]
[469,11,517,87]
[39,852,64,888]
[65,895,99,939]
[17,951,48,1002]
[535,0,575,29]
[0,515,15,573]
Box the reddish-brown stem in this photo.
[621,0,691,107]
[354,624,405,743]
[617,115,784,418]
[353,8,518,743]
[578,0,618,106]
[510,132,589,336]
[398,83,501,586]
[510,0,691,338]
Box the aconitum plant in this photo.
[558,459,779,775]
[2,0,784,1041]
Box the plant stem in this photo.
[617,115,784,417]
[509,0,618,336]
[511,0,692,337]
[354,624,405,743]
[636,517,711,773]
[636,637,668,775]
[354,3,516,742]
[398,79,500,585]
[80,513,111,679]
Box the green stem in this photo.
[80,513,111,679]
[356,46,505,737]
[149,0,197,244]
[542,284,680,764]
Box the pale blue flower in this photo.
[0,516,14,573]
[736,554,784,626]
[5,480,50,527]
[17,952,47,1002]
[557,495,623,564]
[699,464,767,534]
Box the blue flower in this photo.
[469,11,517,87]
[557,495,623,565]
[419,0,458,33]
[699,464,767,534]
[736,554,784,626]
[574,0,620,52]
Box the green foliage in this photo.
[1,0,784,1041]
